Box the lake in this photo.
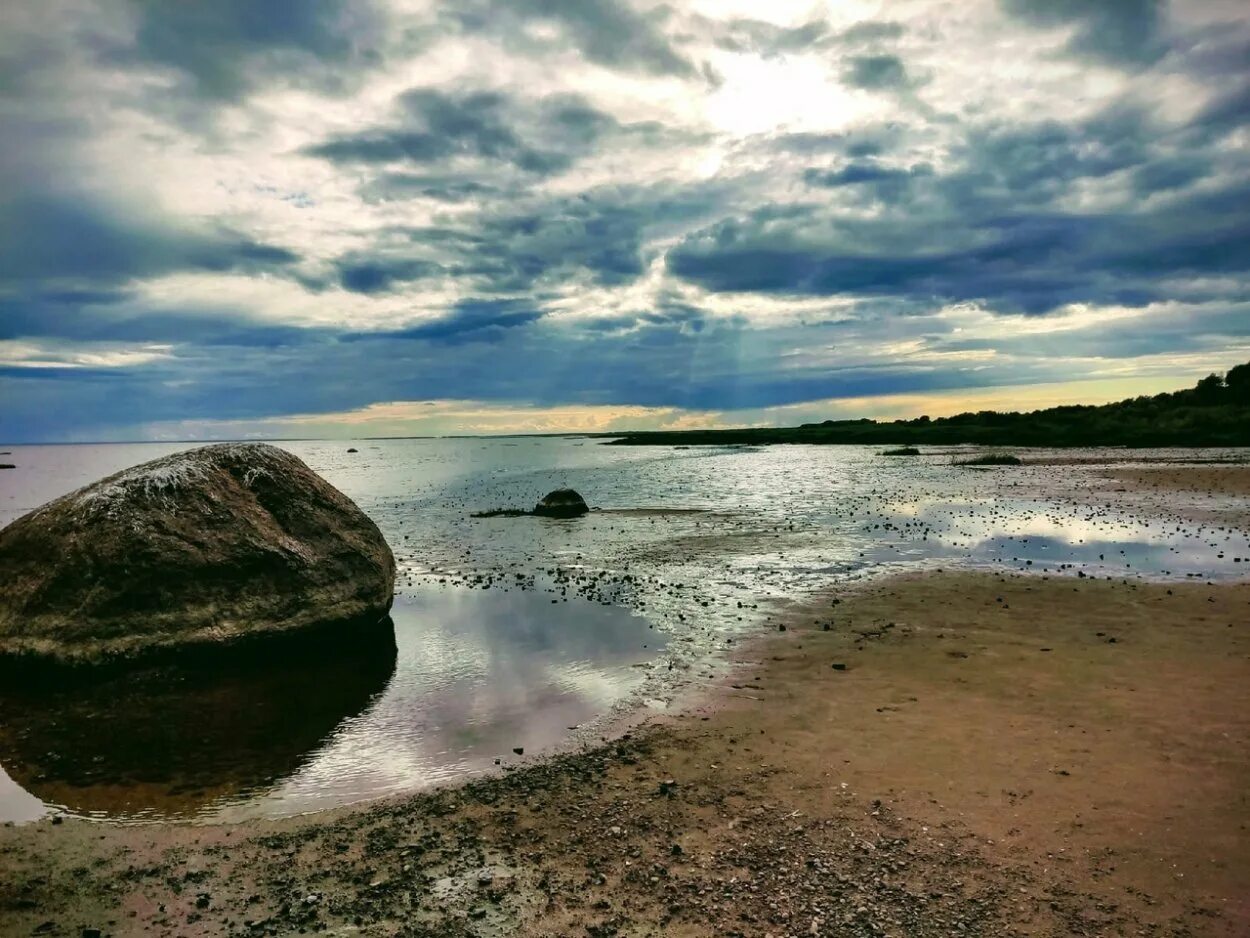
[1,437,1247,822]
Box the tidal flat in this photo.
[0,441,1247,936]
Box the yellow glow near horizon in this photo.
[131,372,1216,442]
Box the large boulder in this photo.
[532,488,589,518]
[0,443,395,668]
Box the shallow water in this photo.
[0,583,661,823]
[0,438,1247,823]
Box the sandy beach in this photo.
[3,536,1248,937]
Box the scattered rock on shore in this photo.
[0,443,395,667]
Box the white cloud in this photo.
[0,341,174,370]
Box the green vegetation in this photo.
[604,361,1250,448]
[882,447,921,456]
[957,454,1023,466]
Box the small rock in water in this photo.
[532,488,590,518]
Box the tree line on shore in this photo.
[604,361,1250,447]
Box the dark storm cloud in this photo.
[999,0,1167,65]
[115,0,385,100]
[334,254,441,294]
[305,88,644,178]
[0,288,328,348]
[669,91,1250,315]
[0,194,299,290]
[1130,156,1209,195]
[435,183,724,292]
[336,181,725,299]
[344,299,543,342]
[0,87,301,298]
[359,174,500,204]
[0,29,62,97]
[955,107,1154,202]
[1189,78,1250,141]
[842,54,914,91]
[802,162,933,200]
[838,21,906,45]
[447,0,696,78]
[667,178,1250,314]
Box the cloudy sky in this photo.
[2,0,1248,441]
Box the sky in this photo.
[1,0,1248,442]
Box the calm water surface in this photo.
[0,438,1247,822]
[0,585,661,823]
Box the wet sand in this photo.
[1104,465,1250,497]
[1094,464,1250,528]
[2,567,1247,937]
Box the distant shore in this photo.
[600,363,1250,449]
[2,461,1247,937]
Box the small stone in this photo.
[532,489,589,518]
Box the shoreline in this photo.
[3,568,1247,937]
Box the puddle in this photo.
[0,584,664,824]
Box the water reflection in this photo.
[0,585,664,823]
[0,632,397,821]
[218,586,665,822]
